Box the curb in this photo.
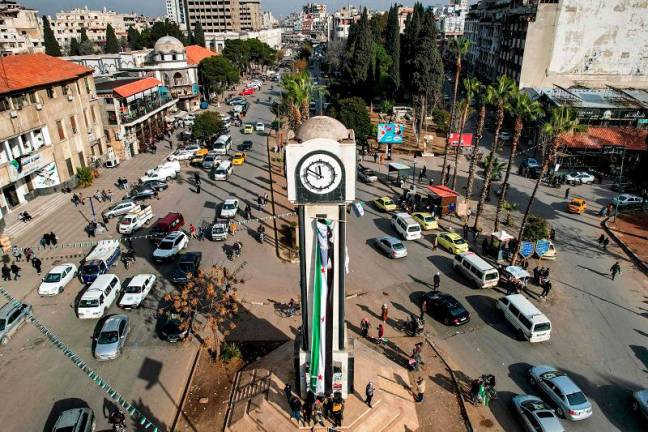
[602,218,648,275]
[171,346,203,431]
[424,338,473,432]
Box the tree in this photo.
[512,107,581,264]
[384,5,401,96]
[401,2,424,94]
[159,264,239,361]
[127,26,144,50]
[521,215,549,243]
[104,23,120,53]
[334,97,371,151]
[472,75,516,232]
[451,78,479,190]
[76,166,94,187]
[194,22,205,46]
[223,39,250,72]
[199,56,239,101]
[42,16,62,57]
[322,38,345,75]
[79,40,95,55]
[69,38,80,56]
[493,90,543,232]
[192,111,224,139]
[80,27,89,43]
[441,37,470,185]
[282,71,312,129]
[345,8,373,92]
[369,11,388,43]
[186,22,194,45]
[312,85,329,116]
[464,78,485,200]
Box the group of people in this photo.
[256,193,269,209]
[470,374,496,406]
[39,232,58,249]
[597,234,611,250]
[116,177,130,190]
[285,386,345,427]
[359,317,385,343]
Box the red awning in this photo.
[448,133,473,147]
[427,184,458,198]
[558,127,648,152]
[114,77,161,98]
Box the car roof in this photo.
[55,408,91,428]
[163,231,184,240]
[412,212,432,217]
[102,314,128,332]
[49,263,74,273]
[224,198,238,204]
[444,232,461,239]
[504,294,547,318]
[457,252,494,272]
[128,274,153,286]
[377,235,401,244]
[179,251,202,262]
[551,374,581,394]
[0,301,25,317]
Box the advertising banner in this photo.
[377,123,405,144]
[448,133,473,147]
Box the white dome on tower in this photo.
[295,116,351,142]
[154,36,185,54]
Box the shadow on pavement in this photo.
[464,295,516,340]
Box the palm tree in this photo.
[311,84,328,116]
[281,71,312,130]
[493,90,544,232]
[464,78,485,200]
[441,38,471,185]
[472,75,516,232]
[511,107,581,264]
[451,78,478,190]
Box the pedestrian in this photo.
[379,153,385,165]
[189,224,197,239]
[360,317,369,338]
[470,378,482,405]
[154,190,159,200]
[420,299,427,320]
[263,193,269,206]
[10,262,21,280]
[472,227,478,241]
[283,384,292,402]
[540,280,552,300]
[377,323,384,341]
[330,393,344,427]
[597,234,605,247]
[466,208,472,223]
[421,165,427,178]
[11,245,21,262]
[32,256,42,274]
[433,271,441,290]
[431,233,438,250]
[365,381,375,407]
[2,263,11,281]
[381,303,388,322]
[414,377,426,402]
[610,262,621,280]
[289,395,302,424]
[602,237,610,250]
[39,235,47,249]
[49,232,57,248]
[373,152,378,164]
[564,187,570,199]
[323,392,332,419]
[463,223,469,239]
[303,390,315,425]
[196,182,201,194]
[313,397,324,426]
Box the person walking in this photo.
[564,187,570,199]
[431,233,438,250]
[463,223,469,240]
[610,262,621,280]
[49,232,57,248]
[196,181,201,194]
[2,263,11,281]
[377,323,384,341]
[360,318,369,338]
[540,280,552,300]
[313,397,324,426]
[189,224,197,239]
[32,256,42,274]
[10,262,21,280]
[331,393,344,427]
[289,395,302,424]
[414,377,426,402]
[433,272,441,290]
[420,299,427,320]
[602,237,610,250]
[303,390,314,425]
[373,152,378,164]
[381,303,388,322]
[11,245,21,262]
[283,384,292,403]
[365,381,375,407]
[597,234,605,247]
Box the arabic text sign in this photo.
[535,239,550,257]
[519,241,534,258]
[377,123,404,144]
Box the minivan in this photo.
[390,212,422,241]
[211,160,233,180]
[453,252,499,288]
[496,294,551,342]
[77,274,121,319]
[149,212,184,243]
[212,135,232,154]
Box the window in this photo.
[12,93,27,109]
[82,109,89,129]
[26,91,38,104]
[78,151,85,168]
[0,97,9,111]
[519,314,532,330]
[91,106,97,123]
[56,120,65,140]
[70,116,78,134]
[65,158,74,177]
[108,111,117,125]
[104,97,114,105]
[84,77,91,93]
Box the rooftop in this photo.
[0,54,93,95]
[558,127,648,152]
[543,86,648,110]
[295,116,351,142]
[185,45,218,65]
[113,77,161,98]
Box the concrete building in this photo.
[165,0,188,30]
[205,27,282,53]
[433,0,468,38]
[240,0,262,31]
[332,5,360,40]
[183,0,261,34]
[0,54,106,215]
[261,11,278,29]
[464,0,648,89]
[64,51,152,77]
[0,1,44,55]
[397,6,413,33]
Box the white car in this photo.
[220,198,239,218]
[38,263,77,296]
[153,231,189,262]
[565,171,595,185]
[102,200,137,219]
[118,274,156,309]
[255,122,265,132]
[612,193,643,208]
[167,149,194,161]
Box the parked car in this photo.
[104,158,119,168]
[243,123,254,134]
[231,152,246,165]
[167,149,194,161]
[140,165,177,182]
[102,200,137,219]
[202,154,220,169]
[140,179,168,191]
[189,155,205,167]
[239,88,255,96]
[565,171,595,185]
[227,96,246,105]
[422,292,470,326]
[211,160,233,180]
[118,274,156,309]
[256,121,265,131]
[511,394,564,432]
[38,263,77,296]
[374,235,407,259]
[149,212,185,244]
[128,185,157,201]
[93,314,130,361]
[500,130,513,141]
[0,301,32,346]
[79,240,121,284]
[612,194,643,208]
[357,166,378,183]
[160,310,193,342]
[374,196,397,212]
[169,252,202,284]
[153,231,189,262]
[632,389,648,421]
[220,198,239,218]
[238,140,253,151]
[520,158,540,172]
[411,212,438,230]
[52,408,95,432]
[77,274,121,319]
[528,365,593,420]
[437,232,469,254]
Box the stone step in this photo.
[3,193,69,239]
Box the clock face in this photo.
[299,152,343,195]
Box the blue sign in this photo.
[377,123,405,144]
[519,241,534,258]
[535,239,550,257]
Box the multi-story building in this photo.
[332,5,360,40]
[240,0,262,31]
[0,54,106,215]
[261,11,278,29]
[204,27,282,52]
[397,7,413,33]
[165,0,188,31]
[0,1,43,55]
[464,0,648,89]
[433,0,468,38]
[182,0,261,34]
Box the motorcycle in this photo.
[228,241,242,261]
[121,250,136,269]
[401,314,424,337]
[257,227,265,243]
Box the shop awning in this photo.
[492,230,515,241]
[558,127,648,152]
[426,184,458,198]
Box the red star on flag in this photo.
[321,266,326,274]
[321,316,325,323]
[317,374,323,381]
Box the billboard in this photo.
[448,133,473,147]
[377,123,405,144]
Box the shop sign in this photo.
[9,153,47,181]
[33,161,60,189]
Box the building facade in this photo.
[464,0,648,89]
[332,5,360,40]
[182,0,262,34]
[165,0,188,30]
[0,54,106,217]
[204,28,282,52]
[0,1,43,55]
[240,0,262,31]
[433,0,468,38]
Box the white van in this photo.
[212,135,232,154]
[77,274,121,319]
[496,294,551,342]
[453,252,500,288]
[211,160,232,180]
[390,212,422,241]
[140,165,177,182]
[159,160,181,173]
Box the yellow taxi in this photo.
[411,212,438,230]
[189,155,205,166]
[243,123,254,134]
[567,197,587,214]
[231,152,246,165]
[195,148,209,157]
[437,232,469,254]
[373,196,397,212]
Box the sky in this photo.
[22,0,462,19]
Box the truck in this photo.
[79,240,121,284]
[118,204,154,234]
[210,219,229,241]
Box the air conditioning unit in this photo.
[35,103,43,110]
[9,110,17,118]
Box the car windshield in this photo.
[125,284,143,293]
[0,319,5,331]
[423,216,434,222]
[540,370,563,380]
[214,143,225,149]
[223,203,236,210]
[536,411,554,418]
[522,400,547,411]
[534,322,551,332]
[384,199,393,205]
[179,262,195,273]
[97,331,118,344]
[392,242,405,250]
[82,264,100,275]
[121,219,132,225]
[213,226,225,234]
[449,306,466,316]
[407,226,420,232]
[79,299,99,308]
[566,391,587,406]
[485,271,499,281]
[453,238,466,245]
[158,241,174,250]
[44,273,62,283]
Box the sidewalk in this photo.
[605,211,648,273]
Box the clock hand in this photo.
[306,167,322,179]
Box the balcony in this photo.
[119,94,175,125]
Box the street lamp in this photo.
[612,147,626,222]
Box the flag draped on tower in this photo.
[309,219,332,394]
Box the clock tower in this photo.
[285,116,356,398]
